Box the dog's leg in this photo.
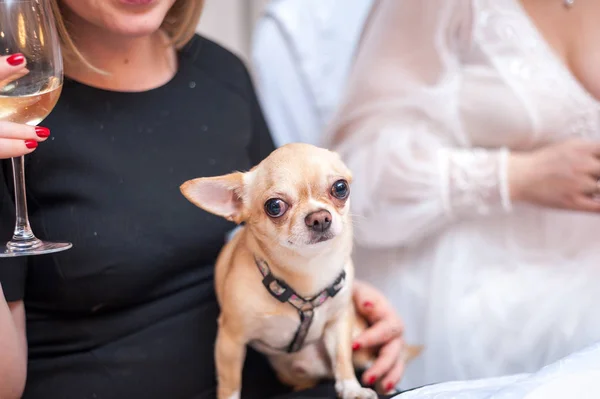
[215,323,246,399]
[324,309,377,399]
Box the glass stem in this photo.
[10,156,36,243]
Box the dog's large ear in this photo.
[180,172,245,223]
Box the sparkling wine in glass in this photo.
[0,0,72,257]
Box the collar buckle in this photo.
[254,256,347,353]
[262,273,293,303]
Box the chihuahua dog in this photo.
[181,143,417,399]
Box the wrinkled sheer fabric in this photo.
[397,341,600,398]
[324,0,600,390]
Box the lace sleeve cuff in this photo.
[439,147,512,217]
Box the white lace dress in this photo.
[324,0,600,390]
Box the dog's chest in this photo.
[248,286,350,355]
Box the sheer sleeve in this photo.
[0,160,27,302]
[324,0,512,249]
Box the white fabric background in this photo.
[196,0,270,62]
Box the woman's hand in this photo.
[509,139,600,212]
[0,54,50,159]
[352,280,405,393]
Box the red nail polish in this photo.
[364,301,374,309]
[7,54,25,66]
[25,140,38,149]
[385,382,394,392]
[368,375,377,385]
[35,127,50,138]
[352,342,361,351]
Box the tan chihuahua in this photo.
[181,143,415,399]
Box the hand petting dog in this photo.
[353,281,415,393]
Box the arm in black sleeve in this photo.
[0,160,27,302]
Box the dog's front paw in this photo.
[335,379,377,399]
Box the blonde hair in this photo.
[50,0,205,71]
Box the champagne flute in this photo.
[0,0,72,257]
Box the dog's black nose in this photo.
[305,210,332,232]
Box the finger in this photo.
[354,319,403,349]
[582,157,600,177]
[0,68,29,90]
[0,122,50,141]
[362,338,403,386]
[0,55,29,89]
[0,138,38,159]
[579,176,598,196]
[353,285,387,325]
[0,54,27,77]
[358,300,385,325]
[592,142,600,157]
[353,282,380,313]
[380,357,406,394]
[573,194,600,212]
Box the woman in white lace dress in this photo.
[325,0,600,390]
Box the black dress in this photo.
[0,35,393,399]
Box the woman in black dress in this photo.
[0,1,407,398]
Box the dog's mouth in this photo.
[308,231,335,245]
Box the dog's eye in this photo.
[331,180,350,200]
[264,198,289,218]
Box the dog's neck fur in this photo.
[246,230,352,299]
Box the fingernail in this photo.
[352,342,361,351]
[368,375,377,385]
[25,140,38,149]
[35,127,50,138]
[385,382,394,392]
[364,301,374,309]
[7,53,25,66]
